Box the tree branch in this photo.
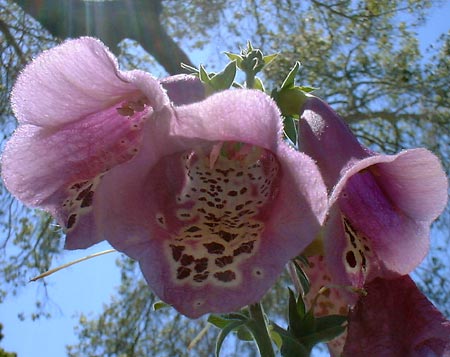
[14,0,194,74]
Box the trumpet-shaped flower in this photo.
[2,38,327,318]
[298,96,448,290]
[344,276,450,355]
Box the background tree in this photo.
[0,0,448,355]
[0,323,16,357]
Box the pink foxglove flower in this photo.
[344,276,450,355]
[298,96,448,290]
[2,38,327,318]
[298,96,448,355]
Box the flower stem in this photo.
[245,69,255,89]
[248,303,276,357]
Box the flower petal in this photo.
[11,37,167,127]
[95,90,327,317]
[327,149,448,280]
[343,276,450,356]
[298,96,368,190]
[160,74,205,106]
[174,90,283,152]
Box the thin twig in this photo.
[29,249,116,282]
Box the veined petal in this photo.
[3,37,171,249]
[299,95,448,286]
[160,74,205,106]
[327,149,447,281]
[174,90,283,152]
[298,96,368,190]
[343,276,450,356]
[11,37,167,127]
[95,90,327,317]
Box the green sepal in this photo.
[152,301,170,311]
[208,61,237,93]
[271,322,309,357]
[292,259,311,296]
[288,288,305,326]
[207,312,248,329]
[263,53,278,66]
[283,115,298,143]
[300,315,347,348]
[253,76,266,91]
[199,64,211,83]
[215,320,247,357]
[236,325,253,341]
[281,61,301,89]
[224,52,243,68]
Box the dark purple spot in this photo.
[346,251,357,268]
[217,230,238,242]
[75,185,93,200]
[233,241,255,256]
[66,214,77,229]
[235,204,244,211]
[80,191,94,208]
[203,242,225,254]
[194,258,208,273]
[70,181,88,190]
[359,250,367,269]
[170,245,185,261]
[214,270,236,282]
[180,254,194,266]
[228,190,238,196]
[193,272,209,282]
[186,226,201,233]
[177,267,191,279]
[240,187,247,194]
[215,255,234,268]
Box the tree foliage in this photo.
[0,323,17,357]
[0,0,448,355]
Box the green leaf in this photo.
[301,325,346,347]
[215,320,247,357]
[208,315,233,329]
[292,259,311,296]
[263,53,278,66]
[281,61,301,89]
[297,314,347,349]
[296,85,318,93]
[253,76,265,91]
[180,62,199,74]
[288,288,304,336]
[224,52,243,68]
[280,333,310,357]
[236,325,253,341]
[208,312,248,329]
[271,322,309,357]
[283,116,298,143]
[268,328,283,350]
[199,64,211,83]
[209,61,237,91]
[152,301,170,311]
[315,315,347,332]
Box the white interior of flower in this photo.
[160,141,280,287]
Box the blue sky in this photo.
[1,2,449,356]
